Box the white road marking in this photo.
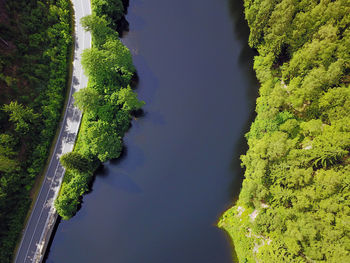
[23,162,61,260]
[14,0,91,262]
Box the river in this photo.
[45,0,257,262]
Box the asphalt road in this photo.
[14,0,91,262]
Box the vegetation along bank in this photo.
[55,0,144,220]
[219,0,350,262]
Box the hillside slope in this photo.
[219,0,350,262]
[0,0,72,261]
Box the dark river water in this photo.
[46,0,257,262]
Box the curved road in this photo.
[14,0,91,262]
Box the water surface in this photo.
[46,0,257,262]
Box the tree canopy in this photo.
[0,0,72,261]
[219,0,350,262]
[55,0,144,219]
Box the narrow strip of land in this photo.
[14,0,91,262]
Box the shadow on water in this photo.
[228,0,249,42]
[110,146,129,166]
[88,145,129,186]
[116,0,131,36]
[43,217,61,263]
[228,0,259,99]
[117,17,129,37]
[122,0,130,11]
[222,1,259,261]
[130,71,140,89]
[132,108,145,118]
[65,145,130,219]
[226,0,259,203]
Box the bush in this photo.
[55,0,144,219]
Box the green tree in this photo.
[0,155,18,173]
[0,133,18,173]
[84,120,123,162]
[73,87,101,112]
[60,152,91,173]
[3,101,39,134]
[81,14,116,48]
[91,0,124,28]
[115,86,145,112]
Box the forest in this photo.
[54,0,144,219]
[0,0,72,261]
[219,0,350,262]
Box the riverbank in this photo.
[219,0,350,262]
[55,0,144,220]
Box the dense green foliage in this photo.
[0,0,72,261]
[55,2,144,220]
[91,0,125,29]
[219,0,350,262]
